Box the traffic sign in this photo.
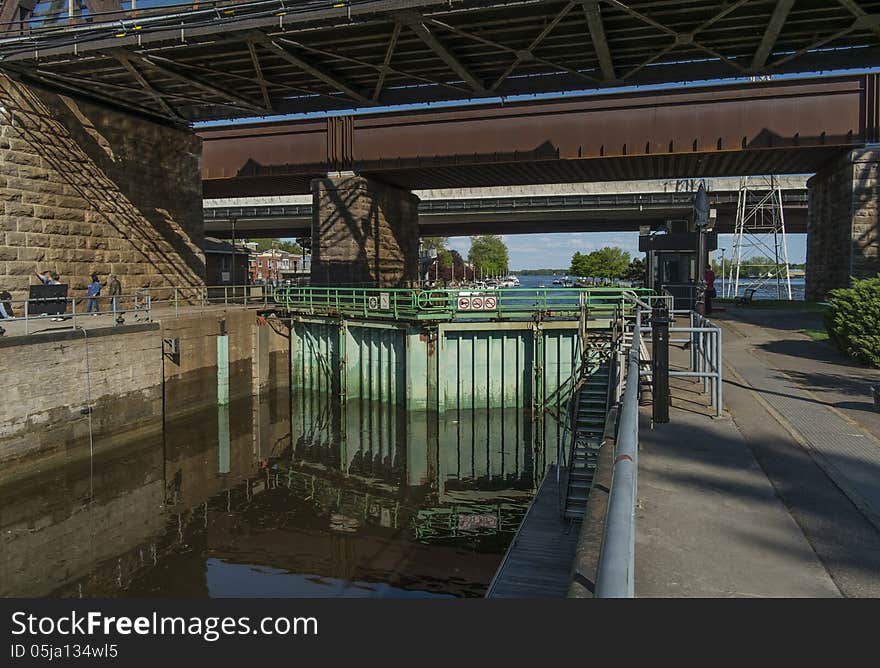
[457,297,471,310]
[471,296,484,310]
[380,292,390,310]
[484,296,497,309]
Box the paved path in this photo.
[715,309,880,597]
[635,368,841,598]
[0,302,264,338]
[717,309,880,531]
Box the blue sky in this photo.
[446,232,807,271]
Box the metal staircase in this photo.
[563,329,615,520]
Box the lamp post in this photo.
[720,247,727,298]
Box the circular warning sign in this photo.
[484,296,497,309]
[457,297,471,310]
[471,296,484,310]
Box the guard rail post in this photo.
[651,305,670,424]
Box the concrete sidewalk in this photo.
[635,371,841,598]
[636,309,880,597]
[0,302,264,338]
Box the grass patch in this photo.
[800,328,829,342]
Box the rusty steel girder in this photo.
[200,74,878,195]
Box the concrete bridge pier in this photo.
[310,174,420,287]
[806,148,880,300]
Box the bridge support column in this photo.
[806,148,880,300]
[310,174,420,287]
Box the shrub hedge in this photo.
[824,275,880,367]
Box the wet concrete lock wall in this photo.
[291,316,580,413]
[0,308,291,469]
[0,324,164,468]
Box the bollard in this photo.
[651,305,670,424]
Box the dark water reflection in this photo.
[0,387,562,598]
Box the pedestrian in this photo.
[108,274,121,314]
[704,266,717,315]
[35,270,61,285]
[86,273,101,315]
[0,290,13,320]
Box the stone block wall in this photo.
[0,75,204,303]
[0,325,164,467]
[806,148,880,300]
[311,174,419,287]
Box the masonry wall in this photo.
[806,148,880,300]
[0,325,164,467]
[0,308,290,468]
[0,75,205,302]
[161,308,290,420]
[311,175,419,287]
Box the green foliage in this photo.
[825,275,880,367]
[624,257,645,282]
[251,238,303,254]
[438,248,454,268]
[422,237,449,253]
[570,247,631,279]
[468,235,509,275]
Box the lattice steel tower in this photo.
[725,175,793,300]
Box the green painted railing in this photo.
[274,286,654,320]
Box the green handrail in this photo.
[273,286,653,320]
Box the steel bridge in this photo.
[204,177,810,237]
[2,1,880,123]
[199,73,879,197]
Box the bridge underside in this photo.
[3,1,880,123]
[204,203,809,239]
[199,74,878,198]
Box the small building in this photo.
[253,248,311,283]
[203,237,251,286]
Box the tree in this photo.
[468,235,509,275]
[570,246,631,279]
[251,238,303,254]
[624,257,646,282]
[421,237,448,253]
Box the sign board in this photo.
[367,296,379,309]
[455,293,499,311]
[28,284,68,316]
[380,292,390,310]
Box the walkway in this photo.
[717,306,880,597]
[0,302,263,338]
[636,307,880,598]
[486,467,580,598]
[635,364,841,597]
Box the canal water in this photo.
[0,388,565,598]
